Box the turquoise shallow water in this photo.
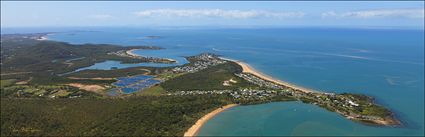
[199,101,399,136]
[5,27,423,136]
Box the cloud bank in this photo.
[134,9,305,19]
[322,8,424,19]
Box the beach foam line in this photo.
[36,36,48,41]
[184,104,238,137]
[126,49,177,63]
[219,57,319,93]
[126,49,141,57]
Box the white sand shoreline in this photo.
[219,57,318,93]
[36,36,48,41]
[125,49,177,63]
[125,49,141,57]
[184,104,238,137]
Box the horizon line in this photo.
[1,25,424,30]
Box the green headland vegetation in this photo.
[0,33,401,136]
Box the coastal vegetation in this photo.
[0,33,401,136]
[135,85,167,96]
[0,79,16,88]
[0,95,233,136]
[1,33,170,77]
[297,92,399,125]
[1,84,100,98]
[161,62,256,91]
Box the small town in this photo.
[171,89,281,100]
[1,1,416,136]
[235,73,283,89]
[172,53,227,73]
[165,54,396,125]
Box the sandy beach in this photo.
[184,58,317,136]
[37,36,48,41]
[184,104,238,137]
[125,49,177,62]
[125,49,140,57]
[219,57,318,93]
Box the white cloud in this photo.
[87,14,115,20]
[134,9,305,19]
[322,8,424,19]
[321,11,338,18]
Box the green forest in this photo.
[1,95,233,136]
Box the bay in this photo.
[16,27,423,136]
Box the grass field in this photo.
[0,79,16,88]
[136,85,167,96]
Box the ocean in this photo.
[3,27,424,136]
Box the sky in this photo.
[1,1,424,28]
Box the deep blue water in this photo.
[4,27,423,136]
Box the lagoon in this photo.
[33,27,425,136]
[73,48,190,71]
